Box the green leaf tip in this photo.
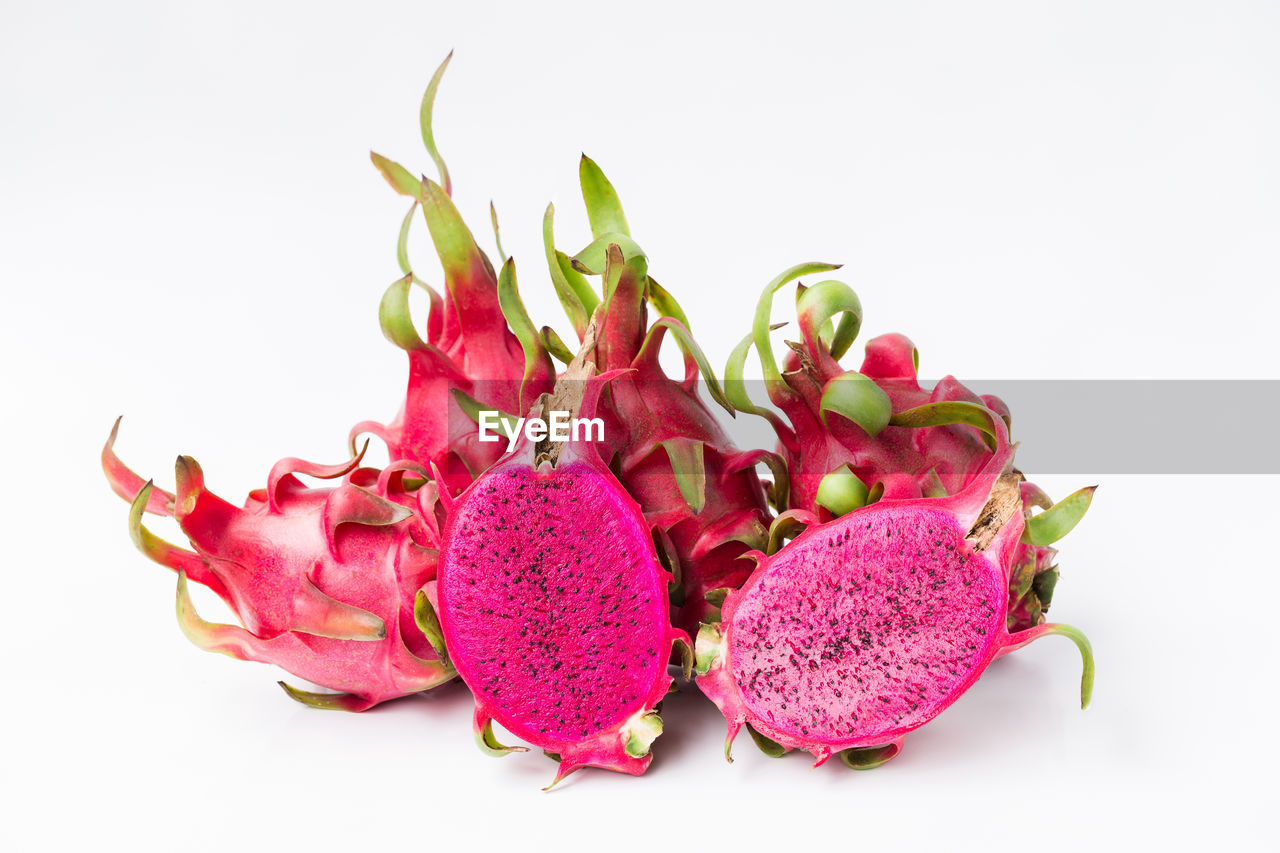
[420,52,453,196]
[413,589,449,667]
[579,154,629,239]
[1022,486,1096,546]
[661,438,706,516]
[746,724,787,758]
[278,682,371,713]
[475,717,528,757]
[889,400,1002,451]
[370,152,423,198]
[838,743,901,770]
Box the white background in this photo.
[3,1,1276,850]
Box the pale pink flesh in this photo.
[438,458,671,749]
[728,504,1004,745]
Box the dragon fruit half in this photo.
[725,266,1095,631]
[694,424,1094,768]
[104,420,454,710]
[427,337,688,787]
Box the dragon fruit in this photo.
[694,426,1094,768]
[725,266,1094,630]
[428,335,688,787]
[540,156,778,633]
[104,420,454,710]
[353,54,554,496]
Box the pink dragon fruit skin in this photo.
[353,56,554,496]
[104,420,455,711]
[431,356,688,788]
[695,435,1094,768]
[542,157,776,633]
[726,268,1094,632]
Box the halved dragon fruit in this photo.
[725,265,1094,630]
[104,420,454,710]
[428,333,688,787]
[695,426,1094,768]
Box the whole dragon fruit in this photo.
[427,338,689,787]
[539,156,779,633]
[104,420,454,710]
[353,54,555,496]
[725,266,1094,630]
[694,427,1094,768]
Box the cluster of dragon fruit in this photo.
[104,58,1094,787]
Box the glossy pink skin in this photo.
[697,448,1071,765]
[104,428,452,710]
[435,406,685,783]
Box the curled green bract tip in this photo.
[752,261,842,389]
[796,279,862,361]
[378,275,427,351]
[542,203,598,340]
[819,372,892,436]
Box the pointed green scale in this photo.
[413,590,449,667]
[838,743,901,770]
[746,724,788,758]
[476,717,528,757]
[542,203,599,340]
[496,258,552,407]
[277,682,370,712]
[660,438,707,516]
[419,178,488,282]
[890,400,1001,451]
[378,274,428,351]
[636,318,735,415]
[370,152,423,198]
[489,200,505,260]
[645,278,690,329]
[419,52,453,196]
[579,153,629,238]
[540,326,575,364]
[1022,486,1096,546]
